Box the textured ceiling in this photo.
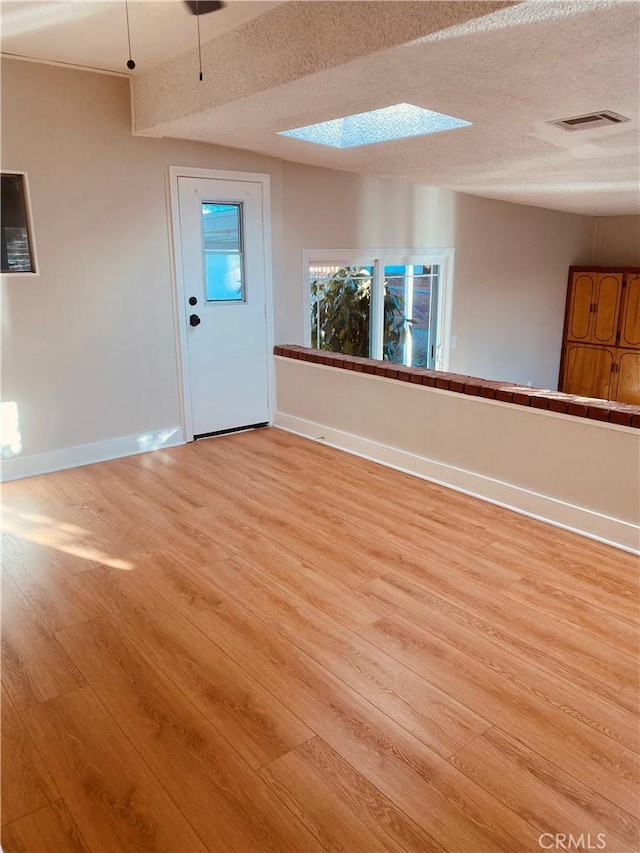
[2,0,639,216]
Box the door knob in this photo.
[189,314,201,327]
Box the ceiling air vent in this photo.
[548,110,631,131]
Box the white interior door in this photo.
[177,176,270,438]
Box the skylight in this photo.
[279,103,472,148]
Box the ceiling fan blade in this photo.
[184,1,225,14]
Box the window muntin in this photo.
[1,173,37,274]
[202,202,244,302]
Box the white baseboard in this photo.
[0,426,185,482]
[274,412,640,555]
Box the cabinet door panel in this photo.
[592,273,623,344]
[616,349,640,405]
[566,273,595,342]
[619,274,640,349]
[561,343,615,400]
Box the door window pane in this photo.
[1,174,36,273]
[310,265,373,356]
[202,202,244,301]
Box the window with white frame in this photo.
[307,251,453,370]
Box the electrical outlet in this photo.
[526,380,533,387]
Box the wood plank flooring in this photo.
[1,427,638,853]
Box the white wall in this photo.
[0,59,598,471]
[1,59,284,465]
[452,194,592,387]
[275,359,640,553]
[281,162,593,388]
[592,216,640,266]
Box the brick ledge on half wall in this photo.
[274,345,640,429]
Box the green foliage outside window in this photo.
[310,266,404,359]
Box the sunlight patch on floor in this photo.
[2,506,134,570]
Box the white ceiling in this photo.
[0,0,282,73]
[2,0,639,217]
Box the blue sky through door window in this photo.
[202,202,244,301]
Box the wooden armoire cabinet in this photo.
[559,267,640,405]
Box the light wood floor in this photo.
[1,427,638,853]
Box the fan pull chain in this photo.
[196,1,203,80]
[125,0,135,70]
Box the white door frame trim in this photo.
[167,166,275,441]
